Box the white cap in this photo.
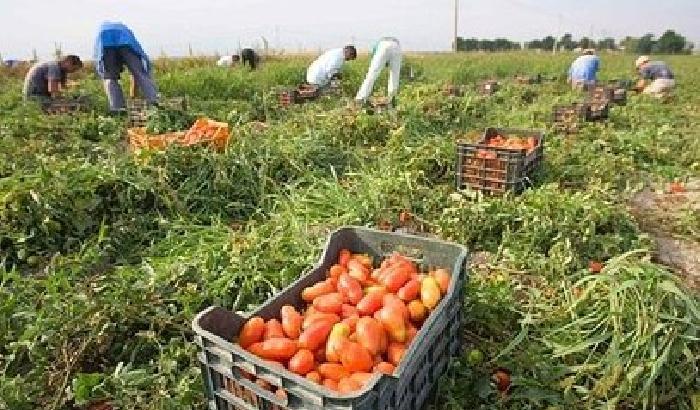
[635,55,650,68]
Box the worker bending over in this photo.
[23,55,83,100]
[568,49,600,90]
[306,45,357,88]
[355,37,402,105]
[94,21,158,113]
[635,56,675,98]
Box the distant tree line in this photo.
[619,31,693,54]
[456,30,693,54]
[455,38,522,52]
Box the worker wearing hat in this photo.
[355,37,402,105]
[635,56,675,98]
[567,49,600,90]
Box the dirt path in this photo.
[629,179,700,290]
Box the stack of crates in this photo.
[455,127,544,195]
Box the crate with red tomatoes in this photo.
[455,127,544,195]
[192,227,468,410]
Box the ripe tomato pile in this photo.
[236,249,451,394]
[476,134,538,159]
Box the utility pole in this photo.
[553,13,562,54]
[453,0,459,52]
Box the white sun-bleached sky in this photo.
[0,0,698,60]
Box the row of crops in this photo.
[0,52,699,409]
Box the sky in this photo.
[0,0,699,60]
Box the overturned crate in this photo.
[192,226,468,410]
[126,97,187,128]
[127,118,230,152]
[456,127,544,195]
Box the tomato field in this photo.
[1,52,699,409]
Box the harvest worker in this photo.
[22,55,83,100]
[241,48,259,70]
[217,54,240,67]
[217,48,259,70]
[567,49,600,90]
[306,45,357,88]
[94,21,158,113]
[635,56,675,98]
[355,37,402,105]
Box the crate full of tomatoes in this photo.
[192,227,468,410]
[455,127,544,195]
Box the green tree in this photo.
[542,36,556,51]
[654,30,687,53]
[578,37,593,49]
[637,33,656,54]
[559,33,576,50]
[597,37,617,50]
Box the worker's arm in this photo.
[47,79,62,97]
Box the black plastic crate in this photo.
[587,85,625,106]
[608,79,634,90]
[582,100,609,121]
[126,97,187,128]
[193,227,469,410]
[42,96,90,115]
[455,127,544,195]
[552,103,588,134]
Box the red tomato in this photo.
[288,349,315,375]
[239,317,265,348]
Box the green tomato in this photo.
[467,349,485,366]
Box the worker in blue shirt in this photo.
[567,49,600,90]
[94,21,158,113]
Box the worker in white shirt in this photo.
[355,37,402,105]
[306,45,357,88]
[217,54,241,67]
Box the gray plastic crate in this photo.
[192,227,469,410]
[455,127,544,195]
